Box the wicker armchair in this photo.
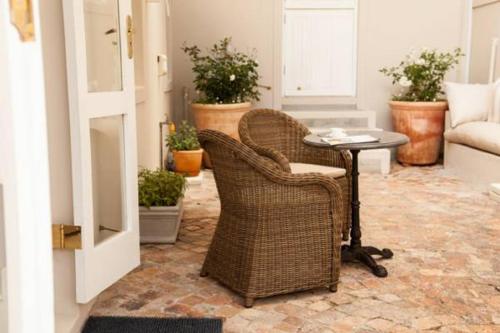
[239,109,352,240]
[198,130,345,307]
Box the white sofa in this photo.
[444,112,500,189]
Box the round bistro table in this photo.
[304,130,409,277]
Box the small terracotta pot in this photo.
[172,149,203,177]
[390,101,448,165]
[191,102,251,168]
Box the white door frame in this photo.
[0,0,55,332]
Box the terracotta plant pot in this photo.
[390,101,448,165]
[172,149,203,177]
[191,102,251,167]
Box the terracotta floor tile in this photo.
[91,167,500,332]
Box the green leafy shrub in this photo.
[138,169,186,208]
[380,48,464,102]
[166,121,201,151]
[182,37,261,104]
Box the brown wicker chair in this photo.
[239,109,352,240]
[198,129,345,307]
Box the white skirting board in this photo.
[185,173,204,186]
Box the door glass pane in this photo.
[84,0,123,92]
[90,116,125,245]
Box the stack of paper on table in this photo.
[321,135,379,146]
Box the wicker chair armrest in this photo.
[247,145,291,172]
[245,154,345,208]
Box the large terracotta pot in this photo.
[390,101,448,165]
[172,149,203,177]
[191,102,251,167]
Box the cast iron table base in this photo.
[341,149,393,277]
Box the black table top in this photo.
[303,130,409,151]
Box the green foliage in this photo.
[380,48,464,102]
[166,121,201,151]
[182,37,261,104]
[138,169,186,208]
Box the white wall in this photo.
[470,0,500,83]
[137,0,174,169]
[356,0,469,129]
[172,0,470,130]
[171,0,276,123]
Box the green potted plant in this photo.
[182,38,261,166]
[138,168,186,244]
[380,48,463,165]
[166,121,203,177]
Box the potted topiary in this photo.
[380,48,463,165]
[182,37,261,166]
[138,168,186,244]
[166,121,203,177]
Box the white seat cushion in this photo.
[444,82,494,128]
[290,163,346,178]
[444,122,500,156]
[491,183,500,196]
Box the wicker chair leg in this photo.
[329,284,338,293]
[244,297,255,308]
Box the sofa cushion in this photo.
[445,82,494,128]
[445,122,500,156]
[490,80,500,123]
[491,183,500,196]
[290,163,346,178]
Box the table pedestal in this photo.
[341,150,393,277]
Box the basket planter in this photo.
[192,102,251,167]
[390,101,448,165]
[172,149,203,177]
[139,201,184,244]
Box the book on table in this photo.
[320,135,380,146]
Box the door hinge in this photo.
[52,224,82,250]
[284,14,287,24]
[283,65,287,76]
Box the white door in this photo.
[0,0,55,332]
[63,0,140,303]
[283,0,358,97]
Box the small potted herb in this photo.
[138,168,186,243]
[166,121,203,177]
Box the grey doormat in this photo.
[82,316,223,333]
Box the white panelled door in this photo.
[63,0,140,303]
[283,0,358,97]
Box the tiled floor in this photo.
[91,166,500,332]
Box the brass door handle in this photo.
[126,15,134,59]
[9,0,35,42]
